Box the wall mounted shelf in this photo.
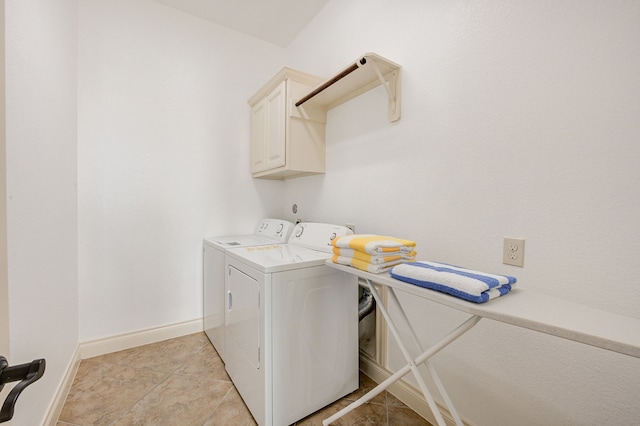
[295,52,402,122]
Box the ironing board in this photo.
[323,261,640,426]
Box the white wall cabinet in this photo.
[248,68,326,179]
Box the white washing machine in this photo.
[224,222,359,426]
[203,219,294,362]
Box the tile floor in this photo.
[57,332,431,425]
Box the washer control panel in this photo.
[255,219,295,242]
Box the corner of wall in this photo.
[42,345,81,426]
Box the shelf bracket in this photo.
[367,56,401,122]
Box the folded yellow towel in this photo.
[332,255,404,274]
[332,234,417,255]
[332,247,416,264]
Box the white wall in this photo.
[284,1,640,425]
[4,0,78,424]
[77,0,286,341]
[0,0,11,415]
[0,0,9,358]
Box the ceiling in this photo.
[154,0,329,47]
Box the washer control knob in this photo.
[295,226,304,238]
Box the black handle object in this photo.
[0,356,46,423]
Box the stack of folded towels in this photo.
[389,261,517,303]
[331,234,417,273]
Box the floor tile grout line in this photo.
[105,342,223,425]
[105,370,174,426]
[65,335,216,425]
[199,384,236,426]
[58,361,163,426]
[385,390,390,426]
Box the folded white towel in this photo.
[389,261,517,303]
[332,247,416,264]
[332,255,405,274]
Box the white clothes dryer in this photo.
[203,218,294,362]
[224,222,358,426]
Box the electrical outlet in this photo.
[503,237,525,267]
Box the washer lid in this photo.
[226,244,330,273]
[203,218,294,250]
[204,235,281,250]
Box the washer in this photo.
[203,218,294,362]
[224,222,359,426]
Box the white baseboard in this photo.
[360,354,466,426]
[43,346,81,426]
[79,318,204,359]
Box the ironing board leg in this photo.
[386,287,468,426]
[322,279,481,426]
[371,283,448,426]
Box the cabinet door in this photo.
[264,80,286,171]
[250,98,267,173]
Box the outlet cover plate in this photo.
[503,237,525,267]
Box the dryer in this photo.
[203,218,294,361]
[224,222,358,426]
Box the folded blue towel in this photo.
[389,261,517,303]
